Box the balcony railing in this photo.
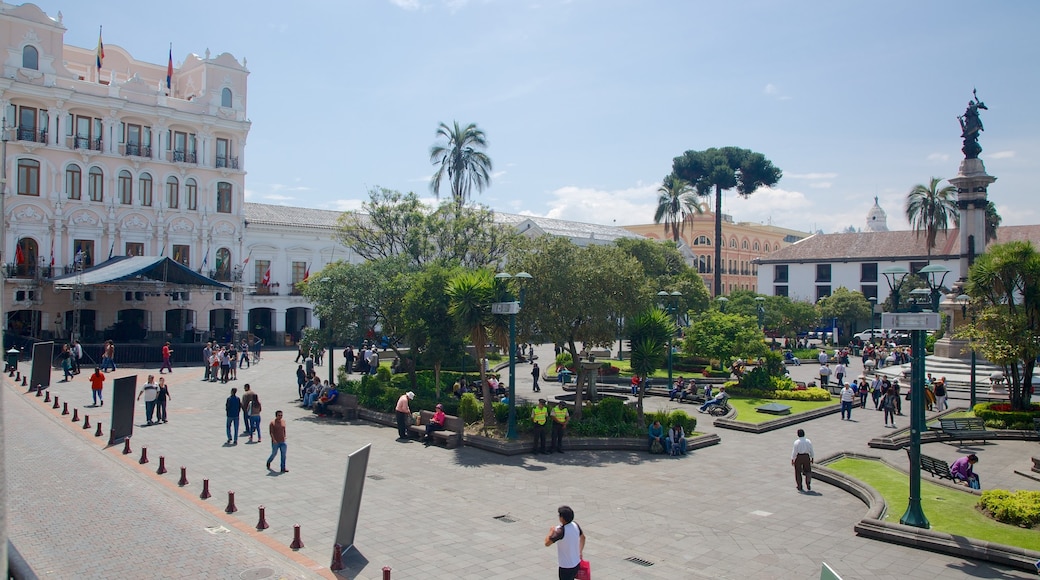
[253,285,278,296]
[125,144,152,158]
[215,155,239,169]
[207,269,242,282]
[74,136,103,151]
[289,283,305,296]
[17,127,46,143]
[172,150,197,164]
[3,264,58,279]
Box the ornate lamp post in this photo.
[716,296,728,313]
[755,296,765,329]
[868,296,877,344]
[657,291,683,391]
[918,264,950,313]
[957,294,977,409]
[320,277,336,385]
[494,271,532,440]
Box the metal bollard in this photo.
[139,447,149,464]
[35,384,43,397]
[122,437,132,455]
[52,395,60,409]
[225,491,238,514]
[43,390,51,403]
[383,566,392,579]
[62,402,69,416]
[156,456,168,475]
[289,524,304,550]
[256,505,269,530]
[200,479,211,500]
[72,408,80,422]
[178,467,189,486]
[82,415,91,430]
[330,544,345,571]
[94,422,103,437]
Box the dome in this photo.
[865,196,889,232]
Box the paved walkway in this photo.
[5,346,1039,579]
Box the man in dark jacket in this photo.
[225,387,241,445]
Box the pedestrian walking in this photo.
[395,391,414,439]
[881,386,898,427]
[531,399,548,454]
[934,378,948,411]
[550,402,569,453]
[160,341,173,374]
[241,383,262,443]
[839,383,855,420]
[226,387,241,444]
[156,376,171,423]
[72,339,83,375]
[544,505,586,580]
[100,340,117,372]
[136,374,159,425]
[88,366,105,406]
[531,362,541,392]
[266,410,288,473]
[818,363,831,387]
[791,428,814,492]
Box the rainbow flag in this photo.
[166,45,173,89]
[95,27,104,70]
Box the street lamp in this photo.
[755,296,766,329]
[957,294,977,409]
[494,271,532,440]
[868,297,877,344]
[881,266,910,312]
[716,296,728,313]
[918,264,950,313]
[657,290,683,391]
[320,277,336,385]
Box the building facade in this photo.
[625,209,808,296]
[2,2,249,343]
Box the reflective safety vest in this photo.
[552,407,568,424]
[532,406,548,425]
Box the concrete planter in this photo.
[714,403,841,433]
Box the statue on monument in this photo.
[958,89,987,159]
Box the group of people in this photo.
[647,420,687,455]
[135,374,172,425]
[530,398,570,454]
[222,385,287,472]
[296,365,340,416]
[343,343,381,375]
[202,340,252,383]
[57,340,85,381]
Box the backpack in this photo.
[650,439,664,454]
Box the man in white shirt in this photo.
[840,382,855,420]
[136,374,159,425]
[544,505,586,580]
[791,429,815,492]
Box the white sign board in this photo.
[491,301,520,315]
[881,312,941,331]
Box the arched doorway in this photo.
[247,308,273,345]
[63,309,97,342]
[7,309,41,337]
[15,237,39,277]
[111,308,149,342]
[215,247,231,281]
[285,307,311,344]
[209,308,234,344]
[165,309,196,343]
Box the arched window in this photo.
[88,167,104,201]
[216,181,232,213]
[185,178,198,210]
[118,170,133,204]
[774,243,779,251]
[166,176,179,209]
[693,235,710,246]
[65,164,82,200]
[15,238,39,277]
[221,87,232,108]
[753,241,760,251]
[22,45,39,70]
[729,238,737,249]
[741,240,749,250]
[215,247,231,280]
[17,159,40,196]
[139,173,153,206]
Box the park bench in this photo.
[325,393,359,420]
[408,410,464,449]
[1034,418,1040,441]
[912,449,954,481]
[939,417,987,441]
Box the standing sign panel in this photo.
[335,444,372,553]
[109,375,138,444]
[29,341,54,389]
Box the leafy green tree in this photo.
[683,311,766,369]
[627,308,675,427]
[770,297,820,339]
[653,173,700,244]
[429,121,492,211]
[447,269,497,426]
[672,147,783,296]
[959,241,1040,410]
[985,200,1002,243]
[817,287,872,343]
[614,237,711,317]
[403,264,463,398]
[905,177,957,261]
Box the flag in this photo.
[243,249,252,266]
[108,240,115,260]
[303,264,310,282]
[95,27,104,71]
[201,251,209,270]
[166,44,173,90]
[49,244,55,268]
[159,243,166,257]
[261,266,271,286]
[15,244,25,265]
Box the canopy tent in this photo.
[51,256,231,290]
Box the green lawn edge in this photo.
[727,397,834,424]
[828,457,1040,551]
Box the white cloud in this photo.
[990,150,1016,159]
[541,183,660,226]
[926,152,950,162]
[808,182,832,189]
[262,194,296,202]
[786,172,838,180]
[388,0,422,9]
[491,170,508,180]
[328,198,366,212]
[764,83,778,95]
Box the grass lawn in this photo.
[828,458,1040,551]
[727,397,835,424]
[604,360,725,380]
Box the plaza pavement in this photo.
[5,345,1039,579]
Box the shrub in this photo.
[978,490,1040,528]
[772,387,832,401]
[973,402,1040,430]
[599,362,621,376]
[555,352,573,370]
[376,366,392,382]
[458,393,481,424]
[567,397,642,438]
[739,366,772,391]
[492,402,509,424]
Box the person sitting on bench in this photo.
[666,423,687,455]
[698,387,728,413]
[679,381,698,402]
[424,403,446,445]
[950,454,980,489]
[647,420,666,452]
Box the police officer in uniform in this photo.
[531,399,548,454]
[550,401,570,454]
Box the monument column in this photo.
[949,159,995,283]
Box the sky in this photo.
[38,0,1040,234]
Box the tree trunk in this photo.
[714,184,723,297]
[433,361,442,400]
[567,339,583,421]
[636,377,646,428]
[477,346,493,430]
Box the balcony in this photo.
[17,127,46,143]
[253,285,279,296]
[172,150,197,164]
[124,143,152,158]
[289,283,305,296]
[207,269,242,283]
[215,155,239,169]
[74,136,103,151]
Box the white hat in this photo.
[406,391,415,399]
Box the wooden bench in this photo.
[1034,418,1040,440]
[939,417,987,439]
[325,393,359,420]
[913,450,954,481]
[407,410,464,449]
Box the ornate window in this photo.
[221,87,232,108]
[139,173,153,206]
[88,167,104,201]
[118,170,133,204]
[17,159,40,196]
[217,182,232,213]
[166,176,179,209]
[65,164,82,199]
[185,178,198,210]
[22,45,38,70]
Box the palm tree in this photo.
[429,121,493,211]
[447,269,496,427]
[653,174,700,244]
[672,147,782,296]
[985,200,1002,243]
[627,308,675,427]
[905,177,958,261]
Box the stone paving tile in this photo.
[7,346,1040,579]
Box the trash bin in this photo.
[6,347,19,372]
[560,370,573,384]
